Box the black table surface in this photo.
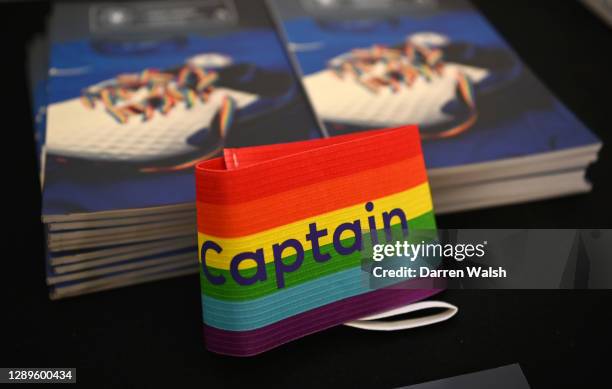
[2,1,611,387]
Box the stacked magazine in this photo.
[29,0,601,298]
[31,1,324,299]
[270,0,602,213]
[583,0,612,27]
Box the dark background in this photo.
[2,0,611,387]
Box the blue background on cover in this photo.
[47,30,292,102]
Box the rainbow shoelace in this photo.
[80,64,236,131]
[329,41,477,139]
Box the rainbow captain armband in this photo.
[195,126,448,356]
